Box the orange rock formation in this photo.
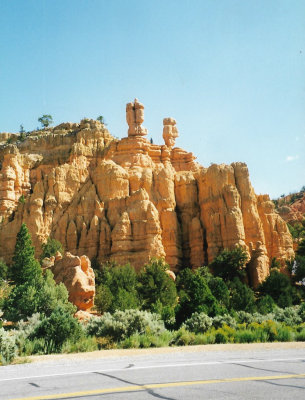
[0,102,294,287]
[278,193,305,225]
[51,252,95,311]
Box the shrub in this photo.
[273,306,302,326]
[175,268,219,325]
[96,263,139,313]
[0,328,18,365]
[234,329,259,343]
[275,325,294,342]
[18,194,25,204]
[5,269,75,321]
[212,314,237,329]
[235,311,256,324]
[36,270,76,317]
[193,332,215,345]
[0,260,8,281]
[138,259,177,311]
[258,320,279,342]
[297,239,305,257]
[295,327,305,341]
[120,330,173,349]
[207,276,230,310]
[298,302,305,322]
[256,295,277,314]
[183,312,213,334]
[209,247,248,282]
[0,279,11,310]
[86,309,165,342]
[228,278,256,312]
[259,270,296,308]
[172,327,196,346]
[94,284,113,313]
[61,336,98,353]
[40,238,63,261]
[31,306,82,353]
[214,325,235,344]
[5,283,42,322]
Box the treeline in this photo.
[1,224,305,364]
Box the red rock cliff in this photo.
[0,101,294,287]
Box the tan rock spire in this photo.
[126,98,148,137]
[163,117,178,148]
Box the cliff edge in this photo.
[0,100,294,287]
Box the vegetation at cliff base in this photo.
[1,225,305,364]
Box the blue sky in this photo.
[1,0,304,198]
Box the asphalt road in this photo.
[1,344,305,400]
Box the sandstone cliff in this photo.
[0,101,294,287]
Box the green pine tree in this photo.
[10,224,42,286]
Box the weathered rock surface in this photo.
[278,193,305,225]
[51,252,95,311]
[0,104,294,287]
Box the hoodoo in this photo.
[0,100,294,287]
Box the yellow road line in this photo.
[9,373,305,400]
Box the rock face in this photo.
[0,103,294,287]
[51,252,95,311]
[278,193,305,225]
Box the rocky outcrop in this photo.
[0,102,294,286]
[278,193,305,225]
[51,252,95,311]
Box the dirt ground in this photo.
[20,341,305,364]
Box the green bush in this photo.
[297,239,305,257]
[183,312,212,334]
[120,330,173,349]
[209,247,248,282]
[36,270,76,317]
[298,303,305,322]
[61,336,98,353]
[40,238,63,261]
[259,270,296,308]
[235,311,255,324]
[275,325,294,342]
[96,263,139,313]
[0,280,11,310]
[273,306,302,326]
[175,268,220,325]
[5,269,75,322]
[234,329,259,343]
[212,314,237,329]
[256,295,277,314]
[207,276,230,310]
[228,278,256,312]
[295,327,305,341]
[0,328,18,365]
[0,260,8,281]
[138,259,177,314]
[94,284,113,313]
[31,306,82,353]
[214,325,235,344]
[172,327,196,346]
[87,309,165,342]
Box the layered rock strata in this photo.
[0,104,294,287]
